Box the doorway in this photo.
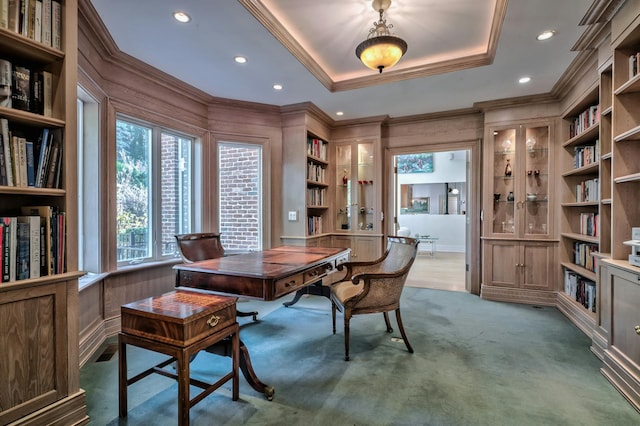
[392,149,471,293]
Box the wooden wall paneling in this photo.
[102,265,176,322]
[79,281,105,367]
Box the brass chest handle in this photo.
[207,315,220,328]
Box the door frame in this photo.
[385,139,482,295]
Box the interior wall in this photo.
[396,151,468,252]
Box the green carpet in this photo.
[81,287,640,425]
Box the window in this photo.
[78,87,100,275]
[116,116,194,265]
[218,142,262,251]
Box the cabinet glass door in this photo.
[357,142,375,231]
[523,125,549,236]
[493,128,517,235]
[336,144,352,231]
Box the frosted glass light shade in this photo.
[356,35,408,73]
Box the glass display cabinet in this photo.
[491,124,550,238]
[335,141,377,233]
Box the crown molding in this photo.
[387,108,481,126]
[280,102,335,125]
[579,0,626,25]
[474,93,557,113]
[239,0,507,92]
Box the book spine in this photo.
[18,216,40,278]
[41,0,50,46]
[51,0,59,49]
[11,136,21,186]
[35,127,49,187]
[33,0,40,42]
[27,0,35,40]
[0,118,12,186]
[7,217,16,281]
[7,0,18,32]
[0,58,11,108]
[11,64,30,112]
[45,129,60,188]
[30,69,43,114]
[18,136,27,186]
[16,221,29,280]
[0,134,6,185]
[0,0,8,29]
[0,220,8,282]
[19,0,27,37]
[25,139,35,186]
[42,70,52,116]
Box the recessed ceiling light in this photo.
[273,84,283,90]
[519,76,531,84]
[536,30,556,41]
[336,111,344,116]
[173,11,191,23]
[234,56,247,64]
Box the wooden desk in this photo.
[174,246,350,300]
[172,246,350,399]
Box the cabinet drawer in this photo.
[610,269,640,368]
[121,290,237,347]
[274,273,305,298]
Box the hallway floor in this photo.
[406,251,466,292]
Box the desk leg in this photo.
[118,334,127,418]
[177,349,190,426]
[283,282,331,307]
[205,338,274,400]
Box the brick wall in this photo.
[218,144,260,250]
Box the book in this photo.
[19,0,27,37]
[20,205,53,276]
[25,139,35,186]
[51,0,60,49]
[17,136,27,186]
[0,58,10,108]
[0,0,8,29]
[0,133,7,185]
[45,127,61,188]
[33,0,41,42]
[30,69,43,114]
[27,0,36,40]
[0,216,17,281]
[7,0,18,33]
[1,118,14,186]
[17,215,40,278]
[10,135,22,186]
[41,0,50,46]
[11,64,30,111]
[42,70,52,116]
[35,127,50,187]
[16,220,29,280]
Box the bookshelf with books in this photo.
[599,4,640,412]
[281,105,333,245]
[0,1,88,424]
[558,83,603,335]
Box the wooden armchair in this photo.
[174,233,257,320]
[330,236,419,361]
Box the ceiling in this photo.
[88,0,595,121]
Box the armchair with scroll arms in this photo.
[330,236,420,361]
[174,232,258,321]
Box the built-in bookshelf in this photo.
[597,3,640,412]
[281,106,333,243]
[306,133,329,236]
[558,84,601,332]
[0,1,87,424]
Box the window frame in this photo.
[115,113,197,267]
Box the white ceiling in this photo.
[88,0,595,121]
